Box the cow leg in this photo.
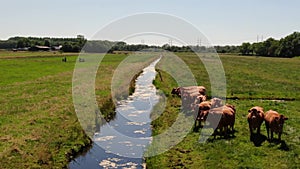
[271,131,274,141]
[257,126,261,134]
[265,122,270,140]
[213,128,218,139]
[278,133,282,141]
[224,126,228,138]
[194,119,201,132]
[249,123,253,136]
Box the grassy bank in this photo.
[146,53,300,168]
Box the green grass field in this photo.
[0,51,128,168]
[0,51,159,168]
[146,53,300,168]
[0,51,75,59]
[0,51,299,168]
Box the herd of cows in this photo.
[171,86,288,142]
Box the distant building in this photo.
[29,45,50,51]
[51,45,62,51]
[29,45,63,51]
[12,47,29,51]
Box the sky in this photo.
[0,0,299,45]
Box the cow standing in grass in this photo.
[205,105,236,138]
[171,86,207,113]
[196,98,221,125]
[247,106,264,136]
[171,86,206,98]
[264,110,288,141]
[196,101,212,120]
[196,99,236,137]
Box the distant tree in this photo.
[16,38,30,48]
[276,37,294,57]
[61,42,73,52]
[252,42,265,56]
[240,42,252,55]
[285,32,300,56]
[44,39,50,47]
[0,41,16,49]
[162,44,170,51]
[72,44,81,52]
[264,38,279,57]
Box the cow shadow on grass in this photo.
[195,124,238,142]
[193,124,203,132]
[210,135,237,142]
[267,139,290,151]
[250,133,267,147]
[203,130,237,143]
[278,140,290,151]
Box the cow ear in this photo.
[248,109,251,113]
[280,115,288,120]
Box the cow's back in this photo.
[265,110,279,123]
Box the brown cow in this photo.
[172,86,207,113]
[197,86,206,95]
[191,94,207,113]
[211,106,235,138]
[194,101,211,128]
[264,110,288,141]
[247,106,264,136]
[196,94,207,104]
[200,104,236,138]
[197,101,212,119]
[171,86,206,97]
[223,105,236,134]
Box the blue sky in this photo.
[1,0,299,45]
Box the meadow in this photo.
[146,53,300,168]
[0,52,128,168]
[0,51,299,168]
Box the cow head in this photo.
[199,101,211,111]
[199,110,210,121]
[171,88,177,94]
[211,98,223,108]
[171,87,181,96]
[248,107,262,119]
[197,95,207,103]
[198,86,206,95]
[275,114,288,128]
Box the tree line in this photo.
[0,32,299,57]
[0,36,87,52]
[240,32,300,58]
